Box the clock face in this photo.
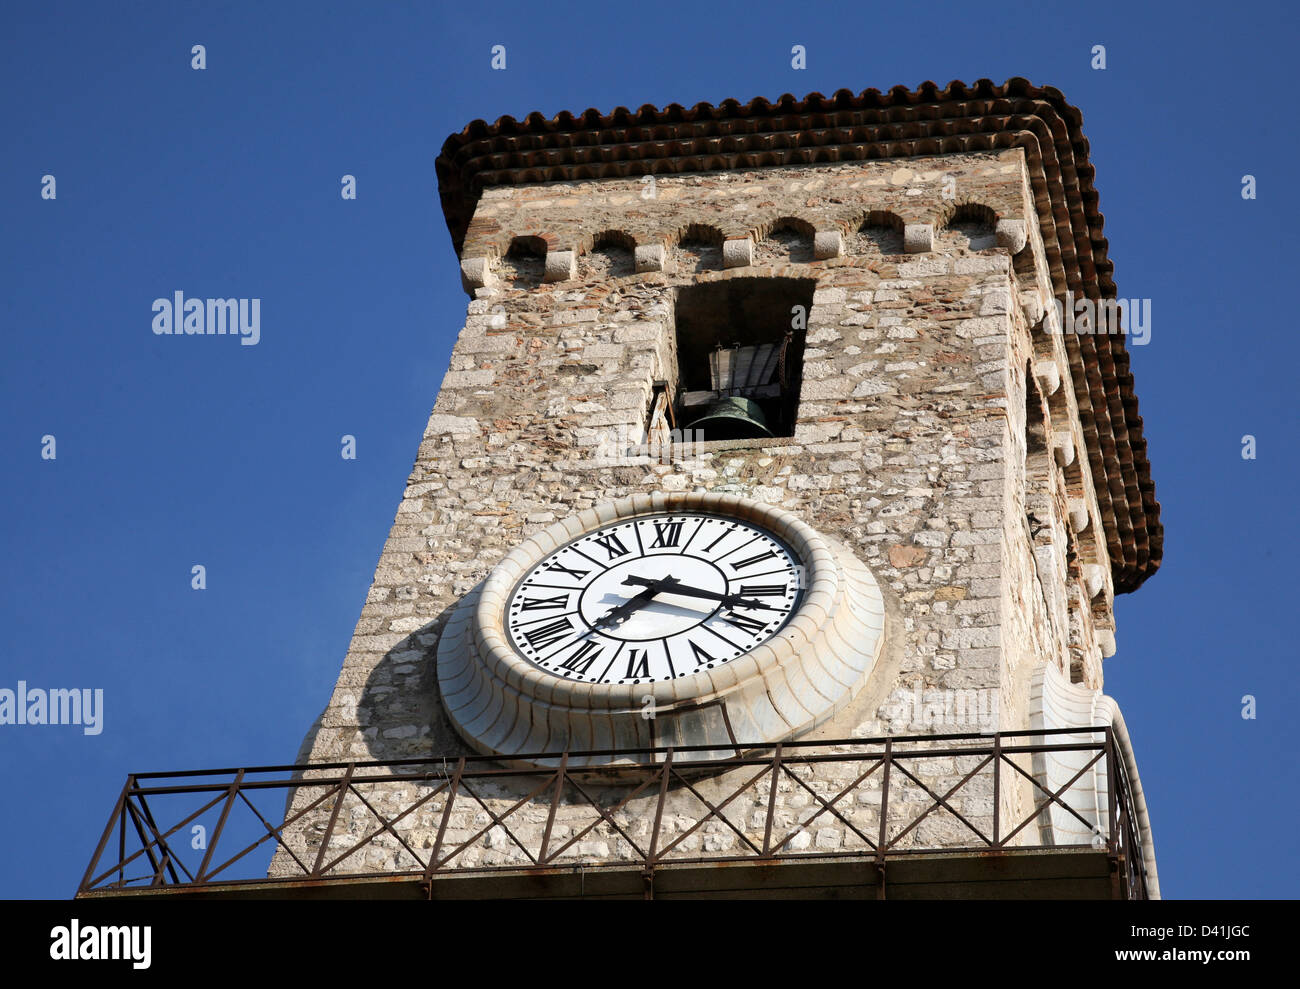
[504,512,805,685]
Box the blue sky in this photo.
[1,0,1296,899]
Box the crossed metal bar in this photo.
[78,727,1147,899]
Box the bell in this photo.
[683,396,774,442]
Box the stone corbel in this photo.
[460,257,494,293]
[1053,431,1076,467]
[813,229,843,260]
[1068,498,1090,533]
[634,244,665,273]
[723,236,753,268]
[1021,290,1045,328]
[1083,564,1106,600]
[544,248,577,283]
[1096,628,1117,658]
[903,222,933,254]
[995,218,1027,254]
[1034,357,1061,396]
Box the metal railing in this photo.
[78,727,1148,899]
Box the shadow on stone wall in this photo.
[268,571,937,878]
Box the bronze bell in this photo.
[682,396,774,442]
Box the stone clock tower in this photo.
[270,78,1164,899]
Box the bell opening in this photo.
[671,277,816,441]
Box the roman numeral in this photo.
[624,649,651,680]
[721,611,769,635]
[739,583,786,597]
[650,520,684,548]
[704,526,736,552]
[592,532,631,560]
[556,640,602,676]
[522,617,574,651]
[730,549,777,572]
[544,559,590,582]
[688,640,719,666]
[518,593,568,611]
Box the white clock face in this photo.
[505,512,804,685]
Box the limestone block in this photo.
[1021,290,1045,327]
[813,229,843,259]
[995,218,1027,254]
[425,414,480,436]
[1034,357,1062,396]
[460,257,494,293]
[903,222,933,254]
[634,244,665,273]
[1083,564,1106,599]
[898,257,949,277]
[1097,628,1117,657]
[544,249,577,283]
[723,237,753,268]
[1068,499,1090,533]
[440,369,495,389]
[1053,432,1075,467]
[978,286,1013,315]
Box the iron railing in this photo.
[78,727,1148,899]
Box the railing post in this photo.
[876,739,893,899]
[1104,728,1119,855]
[116,790,128,889]
[761,744,783,857]
[992,733,1001,848]
[80,774,133,895]
[877,738,892,857]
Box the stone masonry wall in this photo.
[269,150,1118,878]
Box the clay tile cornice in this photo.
[434,78,1164,592]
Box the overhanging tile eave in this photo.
[434,77,1163,592]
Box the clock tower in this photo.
[265,78,1163,899]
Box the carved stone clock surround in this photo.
[437,492,886,766]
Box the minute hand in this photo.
[621,575,777,611]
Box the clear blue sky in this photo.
[1,0,1295,899]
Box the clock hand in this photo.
[620,575,781,612]
[593,575,676,630]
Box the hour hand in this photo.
[594,576,674,630]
